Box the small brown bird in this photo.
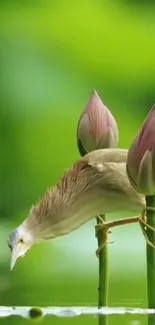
[8,148,145,270]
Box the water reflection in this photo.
[0,306,155,318]
[0,310,149,325]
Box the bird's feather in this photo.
[23,148,145,239]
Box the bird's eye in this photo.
[8,241,12,251]
[19,238,24,244]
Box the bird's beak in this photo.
[10,243,27,270]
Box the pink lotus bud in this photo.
[77,90,119,156]
[127,105,155,195]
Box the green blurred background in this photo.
[0,0,155,324]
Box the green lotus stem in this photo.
[145,196,155,325]
[96,215,108,325]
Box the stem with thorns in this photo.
[145,197,155,325]
[96,215,108,325]
[96,208,155,257]
[94,207,155,325]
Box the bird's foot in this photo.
[139,207,155,248]
[95,215,114,257]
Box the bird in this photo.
[8,148,146,270]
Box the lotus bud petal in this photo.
[77,90,119,156]
[138,149,154,195]
[127,105,155,195]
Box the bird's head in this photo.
[8,225,34,270]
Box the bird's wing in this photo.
[82,148,128,165]
[80,148,128,193]
[81,149,144,206]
